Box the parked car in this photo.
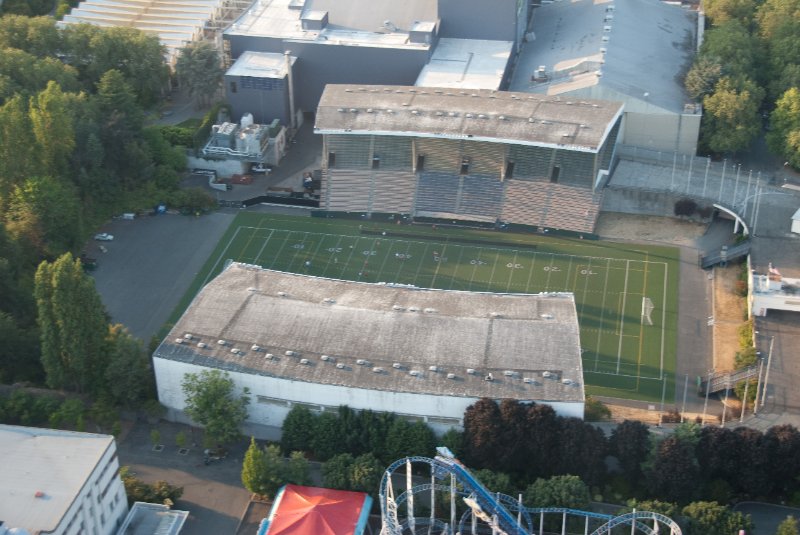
[251,163,271,174]
[94,233,114,241]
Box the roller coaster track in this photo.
[379,451,682,535]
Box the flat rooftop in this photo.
[510,0,696,113]
[117,502,188,535]
[226,51,296,79]
[156,263,585,402]
[315,84,623,152]
[415,38,513,91]
[225,0,432,50]
[0,425,114,533]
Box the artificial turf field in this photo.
[175,212,679,403]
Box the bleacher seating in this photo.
[502,180,602,233]
[371,171,416,213]
[459,175,504,220]
[324,169,373,212]
[415,172,460,213]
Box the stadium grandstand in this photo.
[314,85,623,234]
[60,0,251,65]
[153,263,585,438]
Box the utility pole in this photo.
[681,374,689,423]
[753,360,764,415]
[740,377,750,423]
[701,371,712,425]
[760,336,775,407]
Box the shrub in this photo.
[737,320,754,349]
[734,346,757,369]
[674,198,698,217]
[584,396,611,421]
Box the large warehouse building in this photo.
[315,84,623,234]
[153,263,585,438]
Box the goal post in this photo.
[641,297,654,325]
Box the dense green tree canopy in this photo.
[181,370,250,446]
[176,41,223,108]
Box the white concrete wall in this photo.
[752,293,800,317]
[59,440,128,535]
[154,358,585,438]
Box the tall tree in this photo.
[103,324,153,407]
[34,253,109,394]
[181,369,250,446]
[311,411,345,461]
[176,41,224,108]
[703,0,758,26]
[702,77,763,154]
[646,436,699,504]
[349,453,383,494]
[322,453,354,490]
[609,420,651,482]
[5,175,83,258]
[768,87,800,168]
[463,398,503,469]
[281,404,317,454]
[765,425,800,496]
[700,20,761,82]
[523,475,590,509]
[29,81,75,177]
[285,451,312,486]
[242,437,269,496]
[0,95,35,201]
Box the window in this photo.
[328,152,336,167]
[460,157,470,175]
[372,156,380,169]
[505,161,515,179]
[550,165,560,183]
[229,81,237,94]
[416,154,425,171]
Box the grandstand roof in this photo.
[156,263,585,402]
[415,38,513,91]
[0,425,115,533]
[225,0,433,50]
[61,0,227,63]
[511,0,696,114]
[315,85,623,152]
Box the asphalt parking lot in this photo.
[90,211,235,342]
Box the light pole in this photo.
[760,336,775,408]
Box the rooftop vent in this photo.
[409,370,420,376]
[435,111,444,116]
[491,312,503,318]
[322,297,336,304]
[366,108,374,113]
[603,25,611,32]
[392,362,402,369]
[498,115,506,120]
[183,334,193,340]
[465,113,474,118]
[411,110,420,115]
[336,363,346,369]
[503,370,515,377]
[447,373,456,379]
[484,373,494,382]
[408,306,419,312]
[424,308,437,313]
[277,291,287,297]
[600,47,607,54]
[523,377,534,384]
[428,365,439,372]
[321,355,334,362]
[540,313,554,319]
[356,359,368,365]
[478,114,487,119]
[601,35,609,43]
[217,339,227,346]
[448,112,456,117]
[251,345,261,352]
[265,353,274,359]
[606,4,615,12]
[349,108,358,113]
[285,350,297,356]
[542,371,552,378]
[562,378,573,385]
[299,358,310,365]
[230,348,241,355]
[467,368,477,375]
[175,338,184,344]
[372,367,384,373]
[197,342,207,349]
[337,108,345,112]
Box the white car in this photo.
[251,163,270,174]
[94,233,114,241]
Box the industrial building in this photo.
[315,84,622,234]
[153,263,585,438]
[0,425,128,535]
[510,0,700,155]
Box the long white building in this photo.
[0,425,128,535]
[153,263,585,439]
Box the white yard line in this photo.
[615,259,631,374]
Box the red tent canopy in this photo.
[265,485,370,535]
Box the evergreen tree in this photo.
[281,404,316,454]
[241,437,269,496]
[285,451,311,486]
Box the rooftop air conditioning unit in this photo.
[428,366,439,372]
[503,370,515,377]
[230,348,241,355]
[285,350,297,356]
[523,377,534,384]
[336,363,346,369]
[299,359,310,365]
[218,340,227,346]
[183,334,193,340]
[542,371,552,378]
[372,367,384,373]
[447,373,456,379]
[467,368,476,375]
[175,338,184,344]
[265,353,274,359]
[393,363,402,369]
[197,342,207,349]
[484,373,494,382]
[356,359,368,365]
[251,345,261,352]
[562,378,573,385]
[409,370,420,376]
[321,355,334,362]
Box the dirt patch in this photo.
[604,404,715,425]
[713,265,747,372]
[595,213,707,246]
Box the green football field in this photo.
[174,212,679,402]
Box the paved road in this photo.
[733,502,800,535]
